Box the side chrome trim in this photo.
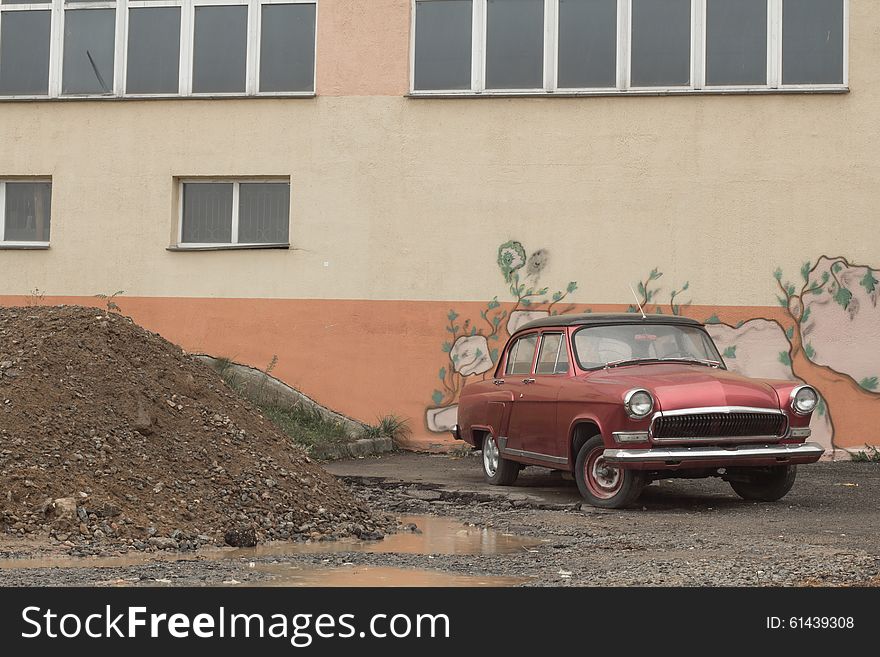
[604,442,825,464]
[612,431,650,443]
[500,447,568,465]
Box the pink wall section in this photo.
[316,0,411,96]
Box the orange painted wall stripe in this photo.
[1,295,802,451]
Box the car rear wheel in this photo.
[575,435,645,509]
[481,434,519,486]
[729,465,797,502]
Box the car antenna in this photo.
[629,284,647,319]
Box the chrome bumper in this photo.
[604,442,825,465]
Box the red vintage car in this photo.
[453,314,823,508]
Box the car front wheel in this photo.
[729,465,797,502]
[481,434,519,486]
[575,436,645,509]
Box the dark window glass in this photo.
[260,3,316,92]
[706,0,767,86]
[782,0,844,85]
[631,0,691,87]
[486,0,544,89]
[413,0,473,90]
[557,0,617,89]
[182,183,233,244]
[192,6,248,93]
[0,11,51,95]
[62,9,116,94]
[238,183,290,244]
[4,182,52,242]
[126,7,181,94]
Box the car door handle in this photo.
[522,378,536,384]
[493,379,505,386]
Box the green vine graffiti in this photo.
[430,241,578,408]
[627,268,691,316]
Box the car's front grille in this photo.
[651,411,788,441]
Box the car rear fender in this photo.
[469,425,494,448]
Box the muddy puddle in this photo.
[248,565,526,587]
[224,515,542,559]
[0,516,539,586]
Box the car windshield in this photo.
[572,324,724,370]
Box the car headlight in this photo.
[624,389,654,419]
[791,385,818,415]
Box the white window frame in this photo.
[0,178,53,249]
[175,177,291,250]
[0,0,317,100]
[409,0,849,96]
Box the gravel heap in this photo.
[0,305,387,553]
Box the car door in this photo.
[498,332,539,452]
[519,331,571,462]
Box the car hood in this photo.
[583,364,781,411]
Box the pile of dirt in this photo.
[0,305,388,553]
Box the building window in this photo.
[630,0,691,88]
[410,0,848,95]
[0,180,52,247]
[62,7,116,95]
[126,6,182,95]
[0,0,316,99]
[782,0,845,85]
[705,0,768,87]
[0,7,51,95]
[557,0,617,89]
[177,180,290,249]
[412,0,472,91]
[260,3,317,93]
[192,6,249,94]
[485,0,544,90]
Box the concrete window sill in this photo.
[167,244,290,252]
[0,244,50,250]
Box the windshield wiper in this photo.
[603,358,663,369]
[602,357,722,370]
[657,357,722,368]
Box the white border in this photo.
[176,177,290,248]
[408,0,850,97]
[0,0,317,100]
[0,178,53,247]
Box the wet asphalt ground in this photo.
[1,453,878,587]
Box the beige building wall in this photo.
[3,89,878,305]
[1,0,878,452]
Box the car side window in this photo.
[536,333,569,375]
[505,334,538,375]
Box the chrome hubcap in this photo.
[483,436,500,476]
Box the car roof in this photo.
[514,312,704,334]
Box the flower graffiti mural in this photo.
[425,242,880,456]
[425,240,578,432]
